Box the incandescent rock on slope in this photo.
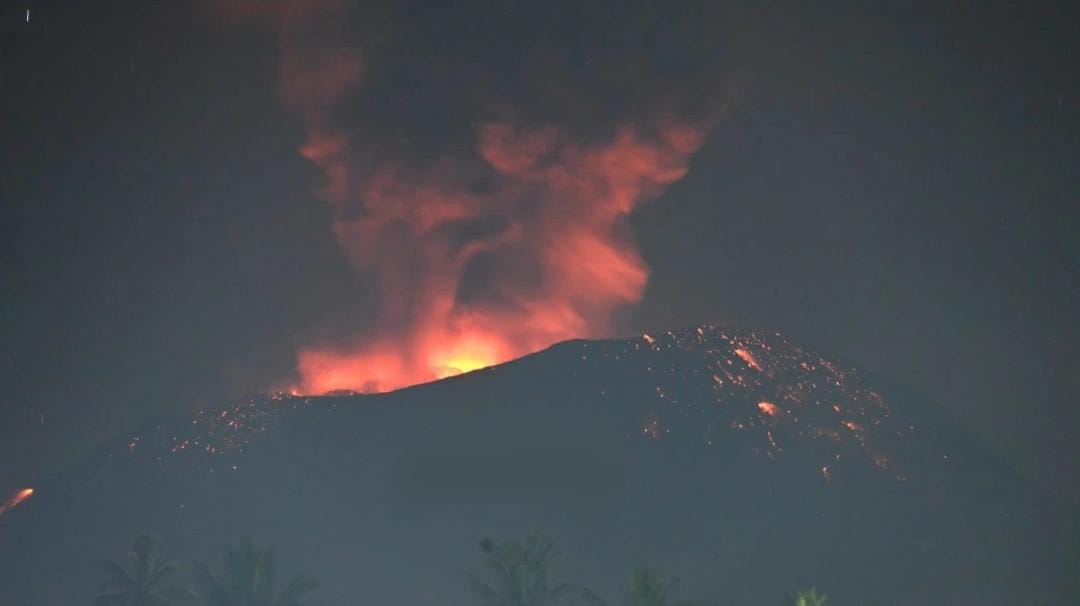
[0,326,1072,606]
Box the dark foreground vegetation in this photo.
[91,531,827,606]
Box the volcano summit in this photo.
[0,326,1074,605]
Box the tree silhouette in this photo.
[466,530,605,606]
[95,534,191,606]
[191,539,315,606]
[623,568,708,606]
[785,588,827,606]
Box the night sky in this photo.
[2,0,1077,503]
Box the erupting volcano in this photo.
[4,1,1074,605]
[3,325,1071,606]
[291,122,710,394]
[119,326,983,489]
[228,0,723,394]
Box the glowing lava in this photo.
[433,353,496,379]
[734,348,764,373]
[758,401,780,417]
[295,327,510,393]
[134,325,922,486]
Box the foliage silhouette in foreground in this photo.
[623,568,710,606]
[785,588,828,606]
[466,530,606,606]
[191,539,316,606]
[95,534,192,606]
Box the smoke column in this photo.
[228,0,725,393]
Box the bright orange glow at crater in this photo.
[429,336,501,379]
[295,324,513,394]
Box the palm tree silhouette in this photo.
[95,534,191,606]
[466,530,605,606]
[785,588,827,606]
[191,539,315,606]
[623,568,708,606]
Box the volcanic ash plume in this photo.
[295,121,709,393]
[235,1,724,393]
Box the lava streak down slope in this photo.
[0,326,1074,605]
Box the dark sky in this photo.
[1,1,1077,500]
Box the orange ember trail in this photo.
[0,488,33,517]
[734,348,764,372]
[758,401,779,417]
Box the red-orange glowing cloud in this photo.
[236,2,719,393]
[294,121,709,394]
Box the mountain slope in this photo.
[0,325,1073,605]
